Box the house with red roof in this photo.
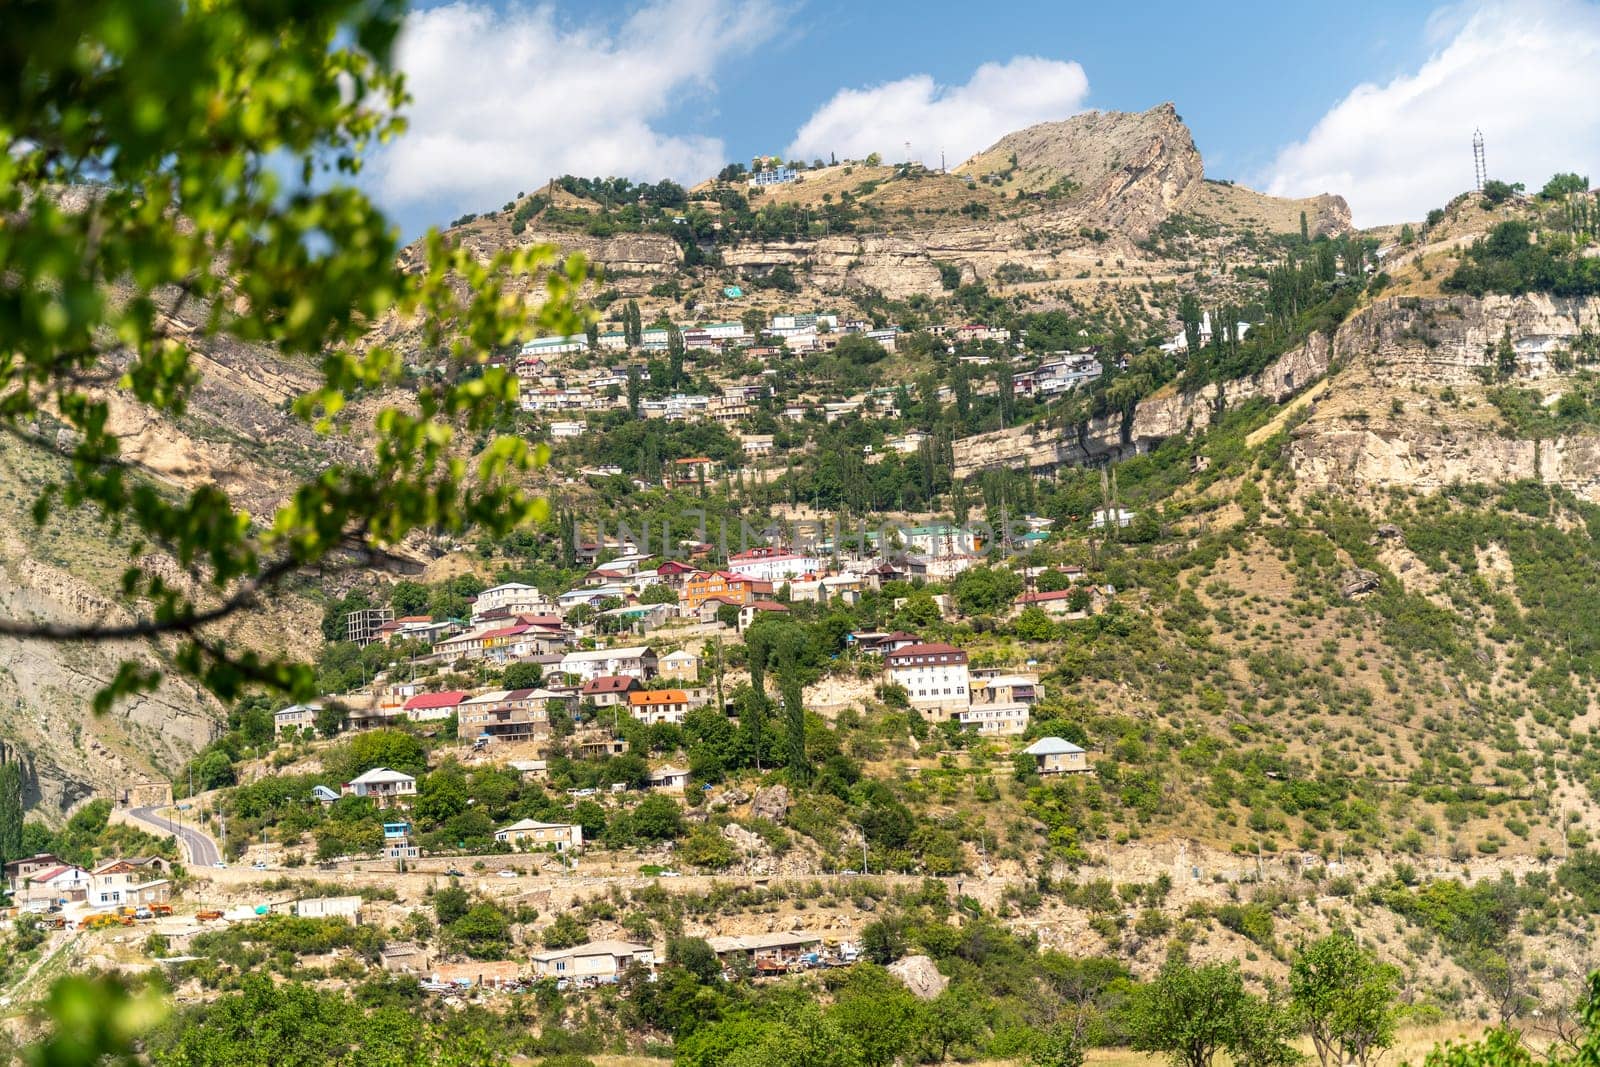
[683,571,773,611]
[580,675,640,709]
[403,690,469,723]
[738,599,790,632]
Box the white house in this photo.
[342,767,418,807]
[559,645,658,682]
[727,546,823,583]
[648,765,689,792]
[495,819,583,851]
[884,642,970,719]
[472,583,559,621]
[957,704,1030,736]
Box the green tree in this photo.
[1128,958,1250,1067]
[1031,1022,1085,1067]
[1015,606,1056,641]
[541,911,587,949]
[1496,326,1518,381]
[828,964,919,1067]
[639,584,679,606]
[921,986,985,1062]
[449,903,511,960]
[432,883,470,926]
[314,704,348,740]
[0,763,24,864]
[0,0,586,711]
[667,936,722,984]
[501,662,544,689]
[388,581,430,617]
[628,794,684,842]
[1540,173,1590,199]
[1290,933,1401,1067]
[953,566,1023,616]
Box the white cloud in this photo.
[376,0,781,214]
[785,57,1090,167]
[1264,0,1600,227]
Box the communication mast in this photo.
[1472,128,1487,191]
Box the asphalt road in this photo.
[128,805,221,867]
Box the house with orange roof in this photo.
[627,688,691,725]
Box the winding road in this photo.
[128,805,221,867]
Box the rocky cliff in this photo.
[962,103,1205,238]
[952,334,1334,478]
[953,289,1600,500]
[1286,293,1600,499]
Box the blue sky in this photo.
[695,0,1434,181]
[372,0,1600,235]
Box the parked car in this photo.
[497,869,517,879]
[134,907,154,920]
[445,868,465,878]
[251,861,268,870]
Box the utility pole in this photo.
[1472,128,1487,192]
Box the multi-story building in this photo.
[457,688,553,743]
[472,583,558,621]
[341,767,417,808]
[682,571,772,611]
[495,818,583,851]
[273,703,320,739]
[344,607,393,646]
[956,703,1030,736]
[627,688,692,725]
[884,642,970,719]
[559,646,658,683]
[727,545,824,583]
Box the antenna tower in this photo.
[1472,128,1487,192]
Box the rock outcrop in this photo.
[1286,293,1600,499]
[953,333,1333,478]
[887,955,949,1000]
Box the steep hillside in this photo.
[0,333,339,818]
[435,104,1350,336]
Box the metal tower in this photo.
[1473,128,1487,191]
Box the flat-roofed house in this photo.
[529,939,654,981]
[495,819,583,851]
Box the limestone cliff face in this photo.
[952,335,1333,478]
[1286,293,1600,499]
[1287,427,1600,498]
[0,331,330,819]
[962,103,1205,238]
[1322,293,1600,385]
